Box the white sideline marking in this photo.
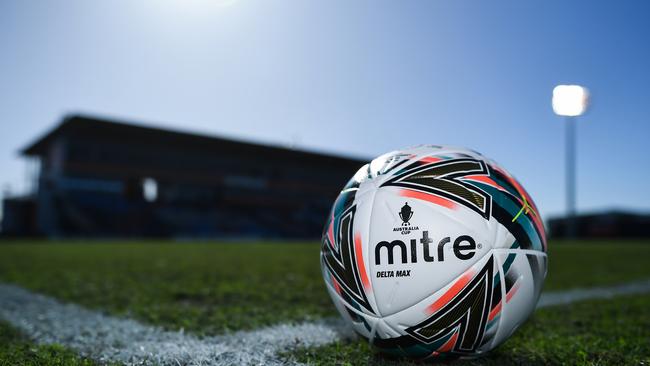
[0,283,354,366]
[1,279,649,365]
[536,279,650,308]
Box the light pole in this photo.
[552,85,589,238]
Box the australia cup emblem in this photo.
[399,202,414,226]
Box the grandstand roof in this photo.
[21,115,368,166]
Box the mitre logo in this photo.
[394,202,419,235]
[375,231,479,266]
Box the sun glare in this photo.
[151,0,240,20]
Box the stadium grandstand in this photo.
[1,115,367,238]
[548,211,650,239]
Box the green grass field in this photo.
[0,321,98,366]
[0,239,649,365]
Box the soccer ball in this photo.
[320,145,547,359]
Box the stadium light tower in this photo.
[552,85,589,238]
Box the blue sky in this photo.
[1,0,649,220]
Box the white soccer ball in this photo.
[320,145,547,359]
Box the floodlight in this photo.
[552,85,589,117]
